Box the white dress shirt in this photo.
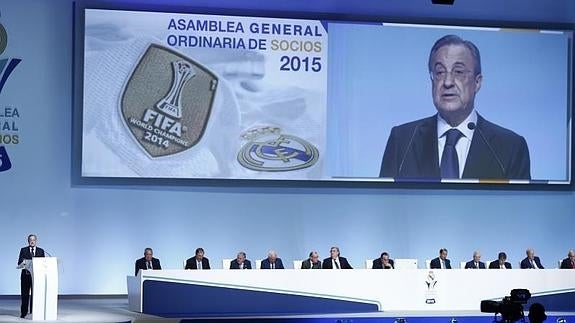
[332,258,340,269]
[437,110,477,178]
[197,260,202,270]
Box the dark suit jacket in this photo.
[301,259,322,269]
[135,257,161,275]
[464,260,486,269]
[380,114,530,179]
[322,257,353,269]
[560,258,575,269]
[18,246,45,277]
[372,258,395,269]
[230,259,252,269]
[489,260,512,269]
[520,256,544,269]
[260,258,284,269]
[185,257,210,270]
[430,257,451,269]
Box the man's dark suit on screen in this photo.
[322,257,353,269]
[185,257,211,270]
[134,257,161,275]
[301,259,322,269]
[230,259,252,269]
[489,260,512,269]
[380,114,530,179]
[430,257,451,269]
[18,246,45,318]
[372,258,395,269]
[520,257,544,269]
[261,258,285,269]
[560,258,575,269]
[464,260,486,269]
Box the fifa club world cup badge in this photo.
[120,44,218,157]
[237,127,319,172]
[425,270,438,304]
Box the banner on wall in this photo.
[0,13,22,173]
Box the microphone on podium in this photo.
[467,122,506,175]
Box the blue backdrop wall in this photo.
[0,0,574,294]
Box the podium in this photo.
[19,258,58,320]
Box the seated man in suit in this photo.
[135,247,162,275]
[380,34,530,180]
[322,246,353,269]
[17,234,45,318]
[430,248,451,269]
[301,251,322,269]
[489,252,512,269]
[464,250,486,269]
[560,249,575,269]
[260,250,284,269]
[230,251,252,269]
[185,247,210,270]
[372,252,394,269]
[520,248,544,269]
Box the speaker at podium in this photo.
[18,257,59,320]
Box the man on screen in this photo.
[489,252,512,269]
[230,251,252,269]
[185,247,211,270]
[372,251,395,269]
[380,35,530,180]
[464,250,486,269]
[17,234,45,318]
[135,247,162,275]
[520,248,544,269]
[559,249,575,269]
[430,248,451,269]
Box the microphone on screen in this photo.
[467,122,506,175]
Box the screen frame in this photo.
[72,0,575,191]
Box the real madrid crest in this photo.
[237,127,319,172]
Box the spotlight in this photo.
[431,0,455,5]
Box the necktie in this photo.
[335,259,340,269]
[475,262,479,269]
[530,259,535,268]
[440,129,463,178]
[31,247,35,257]
[441,260,445,269]
[147,261,151,269]
[198,261,202,270]
[271,262,275,269]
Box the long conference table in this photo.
[127,269,575,317]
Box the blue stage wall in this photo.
[0,0,573,294]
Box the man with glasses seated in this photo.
[380,34,530,180]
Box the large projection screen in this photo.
[78,7,574,185]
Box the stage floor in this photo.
[0,296,573,322]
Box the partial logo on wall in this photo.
[0,16,23,173]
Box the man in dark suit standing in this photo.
[17,234,45,318]
[559,249,575,269]
[372,252,394,269]
[430,248,451,269]
[520,248,544,269]
[301,251,322,269]
[260,250,285,269]
[464,251,486,269]
[230,251,252,269]
[489,252,512,269]
[186,248,210,270]
[134,248,162,275]
[380,35,530,180]
[322,247,353,269]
